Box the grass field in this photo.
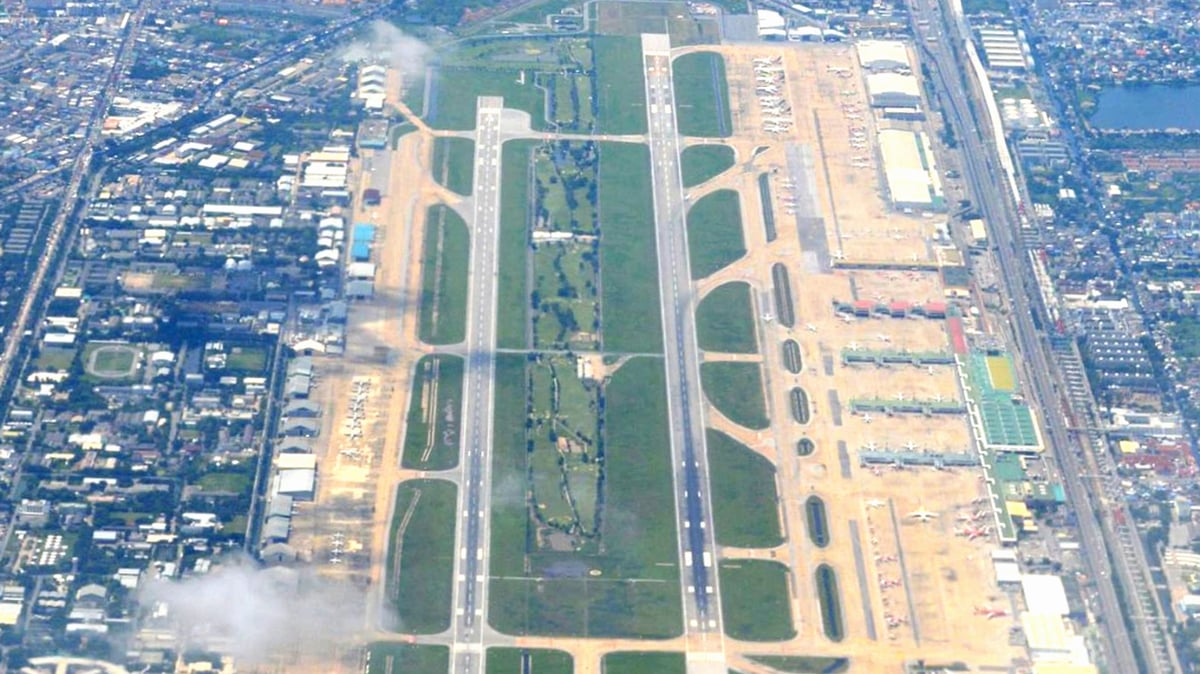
[594,36,647,135]
[488,356,681,638]
[719,560,796,641]
[401,355,464,471]
[595,1,721,45]
[602,652,686,674]
[367,644,449,674]
[985,354,1016,391]
[196,470,251,494]
[672,52,732,137]
[486,648,573,674]
[33,348,74,372]
[418,205,470,345]
[425,66,549,131]
[687,189,745,279]
[701,361,769,429]
[225,346,267,372]
[386,480,456,634]
[815,564,845,641]
[962,0,1009,13]
[746,655,849,673]
[696,282,757,354]
[805,496,830,548]
[706,429,782,548]
[497,140,537,349]
[598,142,663,354]
[681,144,736,188]
[432,137,475,196]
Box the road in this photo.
[448,96,505,674]
[909,2,1150,672]
[640,33,727,673]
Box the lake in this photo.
[1091,84,1200,131]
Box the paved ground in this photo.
[641,32,727,674]
[447,96,504,674]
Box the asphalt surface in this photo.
[908,1,1146,671]
[449,96,504,674]
[640,34,726,663]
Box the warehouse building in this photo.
[857,40,911,72]
[1021,574,1070,616]
[866,72,921,108]
[1020,613,1090,665]
[978,28,1027,70]
[275,468,316,501]
[877,129,944,211]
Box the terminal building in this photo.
[865,72,921,108]
[877,129,944,211]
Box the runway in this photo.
[448,95,504,674]
[641,33,727,672]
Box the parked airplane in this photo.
[956,526,989,541]
[974,606,1008,619]
[806,323,818,332]
[906,507,938,522]
[865,498,887,509]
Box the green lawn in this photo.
[426,66,549,131]
[385,480,456,634]
[497,140,537,349]
[367,644,449,674]
[432,137,475,196]
[719,560,796,641]
[687,189,745,279]
[598,142,663,354]
[594,36,647,135]
[602,652,685,674]
[486,648,573,674]
[488,356,682,638]
[805,496,830,548]
[672,52,732,137]
[401,355,464,471]
[815,564,845,642]
[701,361,769,429]
[706,429,782,548]
[745,655,849,673]
[696,282,757,354]
[418,205,470,345]
[681,144,736,188]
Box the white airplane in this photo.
[878,333,892,342]
[864,439,879,451]
[865,498,887,509]
[862,413,873,424]
[806,323,817,332]
[847,341,862,350]
[906,508,939,523]
[903,440,919,451]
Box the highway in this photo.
[449,96,505,674]
[640,33,726,672]
[909,1,1151,672]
